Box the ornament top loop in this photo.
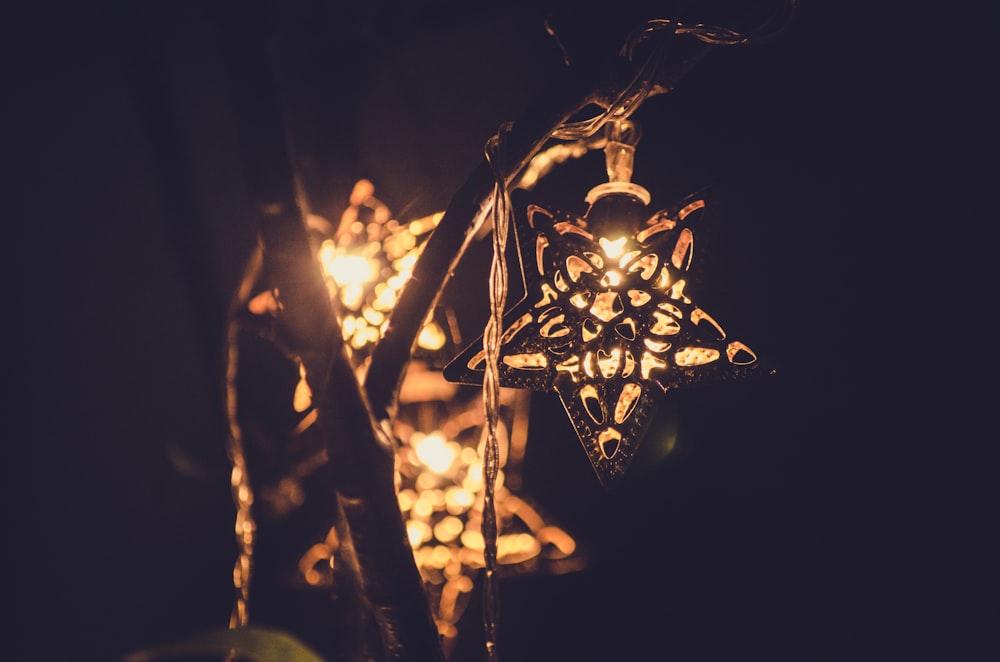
[586,118,651,206]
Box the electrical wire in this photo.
[481,121,515,661]
[550,0,799,142]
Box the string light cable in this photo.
[548,0,800,143]
[481,120,515,661]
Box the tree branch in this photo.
[209,4,445,660]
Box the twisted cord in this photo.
[480,121,514,661]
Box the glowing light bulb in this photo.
[599,236,627,259]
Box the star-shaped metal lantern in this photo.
[314,179,459,369]
[444,122,765,487]
[295,370,584,649]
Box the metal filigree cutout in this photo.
[444,190,763,487]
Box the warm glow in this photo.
[247,289,280,315]
[501,314,533,344]
[539,311,570,338]
[503,353,548,369]
[630,253,658,278]
[670,278,691,303]
[297,528,339,588]
[658,301,683,318]
[580,384,604,424]
[413,496,434,519]
[463,462,483,492]
[590,291,624,322]
[636,219,676,243]
[628,289,651,306]
[418,321,447,350]
[534,235,549,275]
[408,211,444,236]
[293,362,312,412]
[497,533,541,564]
[416,472,438,491]
[398,489,417,511]
[414,433,457,474]
[583,251,604,269]
[597,428,622,458]
[445,486,475,513]
[671,228,694,270]
[424,488,446,509]
[553,221,593,240]
[373,284,397,311]
[324,253,377,286]
[396,250,419,273]
[643,338,671,353]
[640,351,667,379]
[555,355,581,379]
[566,255,593,282]
[460,529,485,551]
[614,383,641,424]
[726,341,758,365]
[622,350,635,378]
[433,516,464,544]
[407,520,433,547]
[351,325,380,349]
[597,348,622,378]
[340,283,365,310]
[536,526,577,556]
[674,347,720,366]
[653,265,671,291]
[650,310,681,335]
[298,544,333,587]
[536,282,559,307]
[691,308,726,339]
[678,199,706,220]
[581,319,601,342]
[553,270,569,292]
[599,236,628,259]
[615,318,636,340]
[618,248,638,268]
[599,270,623,287]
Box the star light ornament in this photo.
[444,121,765,487]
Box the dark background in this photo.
[7,1,998,661]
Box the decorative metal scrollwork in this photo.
[444,189,763,486]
